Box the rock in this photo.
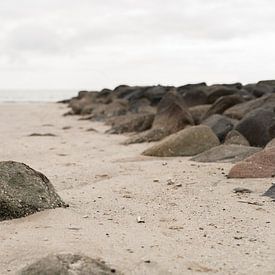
[228,147,275,178]
[28,133,57,137]
[224,94,275,120]
[266,138,275,148]
[201,114,234,141]
[207,86,239,104]
[106,113,154,134]
[69,92,96,115]
[224,130,250,146]
[244,83,274,97]
[143,85,171,104]
[152,91,194,132]
[0,161,66,221]
[203,95,244,119]
[123,91,194,144]
[189,105,211,125]
[129,98,156,114]
[191,145,261,163]
[123,128,169,145]
[177,83,208,106]
[18,254,121,275]
[142,125,219,157]
[233,187,252,194]
[104,99,129,118]
[263,184,275,199]
[235,108,275,147]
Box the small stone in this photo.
[167,179,175,185]
[233,187,252,194]
[136,216,145,223]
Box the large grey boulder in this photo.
[191,144,261,163]
[142,125,219,157]
[18,254,121,275]
[0,161,66,221]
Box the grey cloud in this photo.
[0,0,275,88]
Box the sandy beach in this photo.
[0,102,274,275]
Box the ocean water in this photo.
[0,89,78,102]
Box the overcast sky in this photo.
[0,0,275,90]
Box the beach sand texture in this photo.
[0,103,274,274]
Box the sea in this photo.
[0,89,79,102]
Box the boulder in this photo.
[0,161,66,221]
[235,108,275,147]
[201,114,234,141]
[104,99,129,118]
[18,254,121,275]
[228,147,275,178]
[203,95,244,119]
[224,130,250,146]
[152,91,194,132]
[191,144,261,163]
[189,104,211,125]
[123,128,169,145]
[106,113,154,134]
[129,98,156,114]
[142,125,219,157]
[177,83,208,107]
[207,87,239,104]
[244,83,274,97]
[266,138,275,149]
[123,91,194,144]
[224,94,275,120]
[263,185,275,200]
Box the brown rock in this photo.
[228,147,275,178]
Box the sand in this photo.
[0,102,274,275]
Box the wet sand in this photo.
[0,103,274,274]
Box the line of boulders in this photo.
[63,80,275,178]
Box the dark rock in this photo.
[228,147,275,178]
[152,91,194,132]
[201,114,234,141]
[123,91,194,144]
[244,83,274,97]
[143,85,171,105]
[142,125,219,157]
[106,113,155,134]
[189,105,211,125]
[18,254,121,275]
[177,83,208,107]
[263,184,275,199]
[224,130,250,146]
[235,108,275,147]
[104,99,129,118]
[203,95,245,119]
[129,98,156,114]
[191,145,261,163]
[233,187,252,194]
[224,94,275,120]
[207,87,239,104]
[123,128,169,145]
[28,133,57,137]
[0,161,66,221]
